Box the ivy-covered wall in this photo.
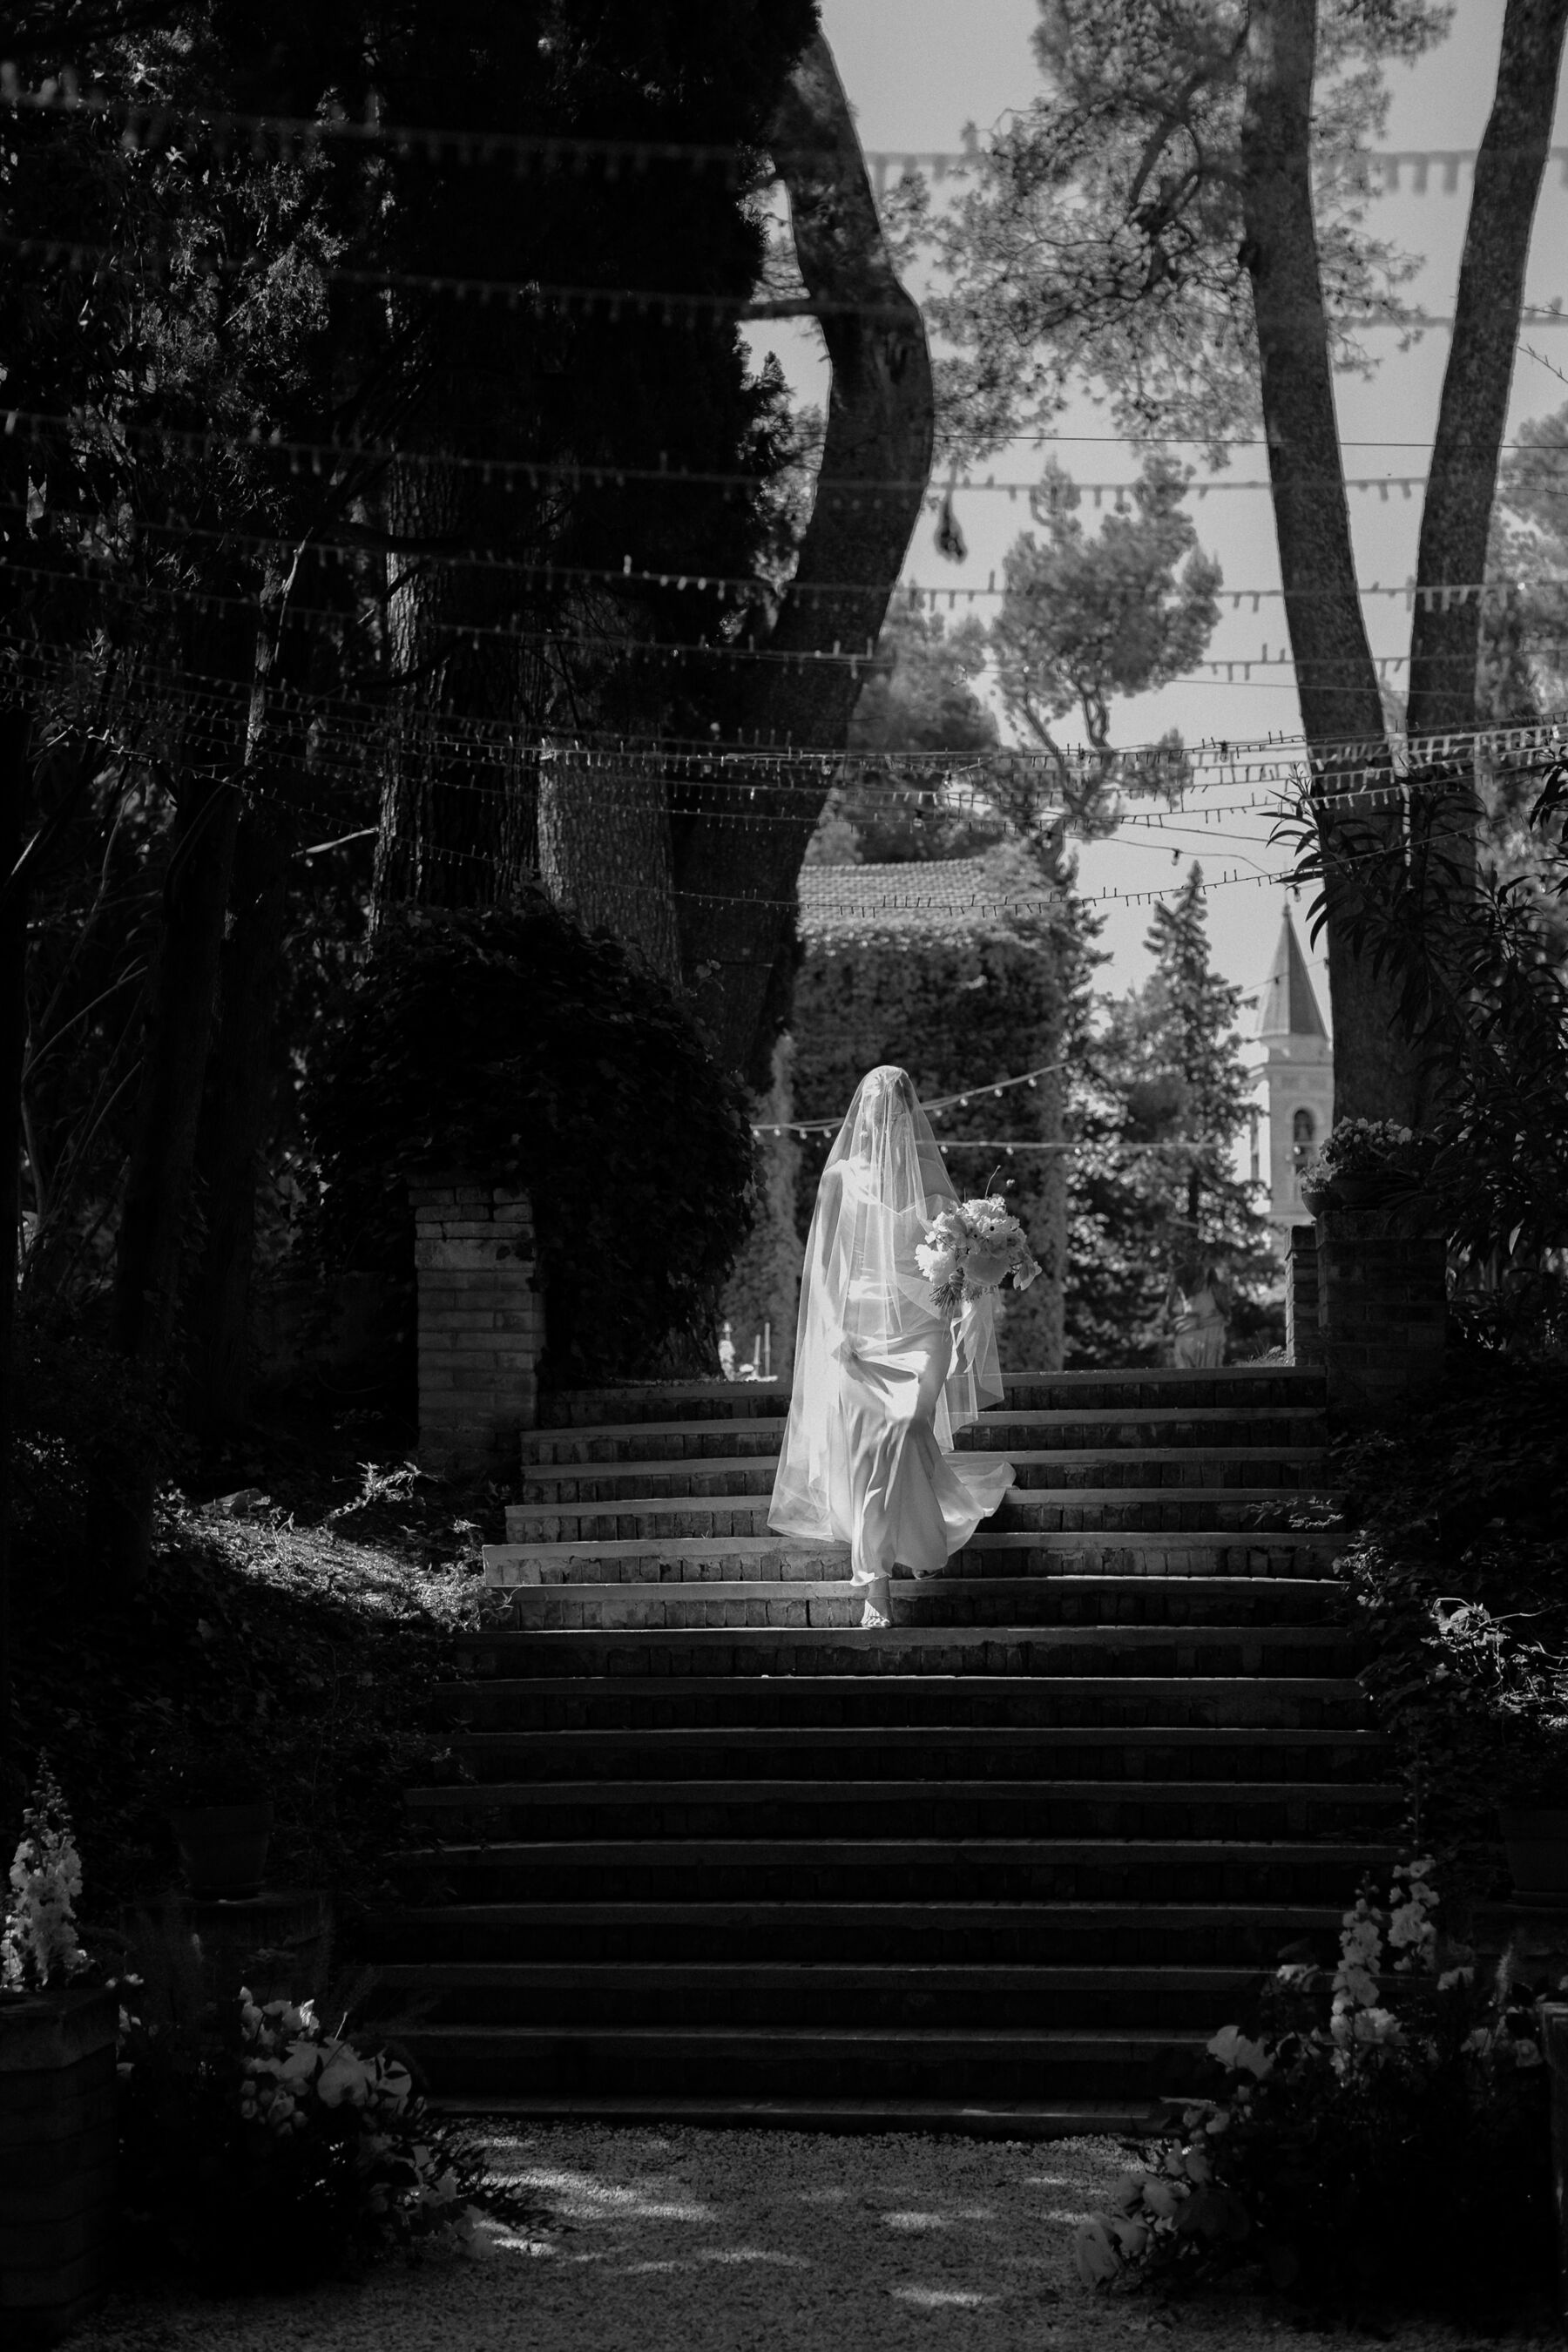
[787,857,1071,1371]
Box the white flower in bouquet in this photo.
[916,1185,1041,1314]
[915,1240,959,1290]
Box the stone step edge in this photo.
[447,1724,1387,1747]
[446,1670,1366,1695]
[521,1450,1335,1478]
[483,1531,1345,1568]
[429,2093,1167,2139]
[463,1622,1357,1649]
[483,1568,1345,1595]
[364,1897,1349,1930]
[404,1776,1401,1807]
[406,2022,1213,2051]
[389,1836,1398,1867]
[372,1960,1281,1988]
[525,1407,1328,1448]
[510,1484,1343,1511]
[485,1577,1344,1609]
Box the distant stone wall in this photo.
[410,1177,540,1476]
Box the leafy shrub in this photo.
[12,1325,186,1583]
[1338,1364,1568,1868]
[303,901,755,1384]
[1078,1862,1553,2319]
[116,1965,541,2288]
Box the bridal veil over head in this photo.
[769,1064,1004,1547]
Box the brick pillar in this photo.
[409,1176,540,1477]
[1286,1224,1326,1370]
[1316,1206,1445,1416]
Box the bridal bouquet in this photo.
[916,1193,1040,1316]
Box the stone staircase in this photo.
[364,1366,1393,2139]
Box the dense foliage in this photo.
[5,0,813,1392]
[304,902,755,1385]
[116,1966,534,2288]
[1283,754,1568,1306]
[1338,1361,1568,1876]
[13,1423,488,1911]
[1080,1862,1554,2320]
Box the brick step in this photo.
[484,1537,852,1588]
[1003,1370,1324,1410]
[369,1959,1263,2031]
[523,1408,1328,1469]
[459,1624,1361,1680]
[500,1490,1342,1545]
[537,1368,1325,1429]
[394,2021,1220,2102]
[952,1533,1340,1578]
[404,1777,1399,1843]
[445,1724,1387,1786]
[519,1450,1334,1503]
[426,2092,1167,2139]
[487,1575,1344,1632]
[483,1535,1342,1593]
[539,1383,788,1428]
[442,1673,1372,1734]
[360,1897,1347,1969]
[387,1837,1394,1905]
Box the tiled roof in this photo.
[797,856,1050,939]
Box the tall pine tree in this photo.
[1067,864,1274,1364]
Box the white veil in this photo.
[770,1064,1004,1547]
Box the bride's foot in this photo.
[860,1574,891,1628]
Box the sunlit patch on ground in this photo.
[891,2284,996,2308]
[71,2127,1539,2352]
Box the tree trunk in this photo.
[109,772,241,1443]
[674,30,935,1073]
[1240,0,1416,1125]
[185,794,292,1437]
[0,702,29,1814]
[1407,0,1568,765]
[1403,0,1568,1123]
[538,751,681,986]
[371,466,540,926]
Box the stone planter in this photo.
[0,1985,117,2342]
[1501,1808,1568,1904]
[1329,1171,1402,1210]
[169,1801,273,1900]
[1299,1179,1337,1220]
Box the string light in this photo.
[750,1058,1068,1136]
[7,79,1568,197]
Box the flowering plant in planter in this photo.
[1300,1119,1433,1194]
[1075,1859,1554,2317]
[116,1943,547,2287]
[2,1756,96,1992]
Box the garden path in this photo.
[71,2126,1538,2352]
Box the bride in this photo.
[768,1064,1016,1626]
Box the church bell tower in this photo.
[1255,902,1333,1246]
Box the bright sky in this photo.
[752,0,1568,1025]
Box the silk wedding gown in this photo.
[767,1067,1015,1585]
